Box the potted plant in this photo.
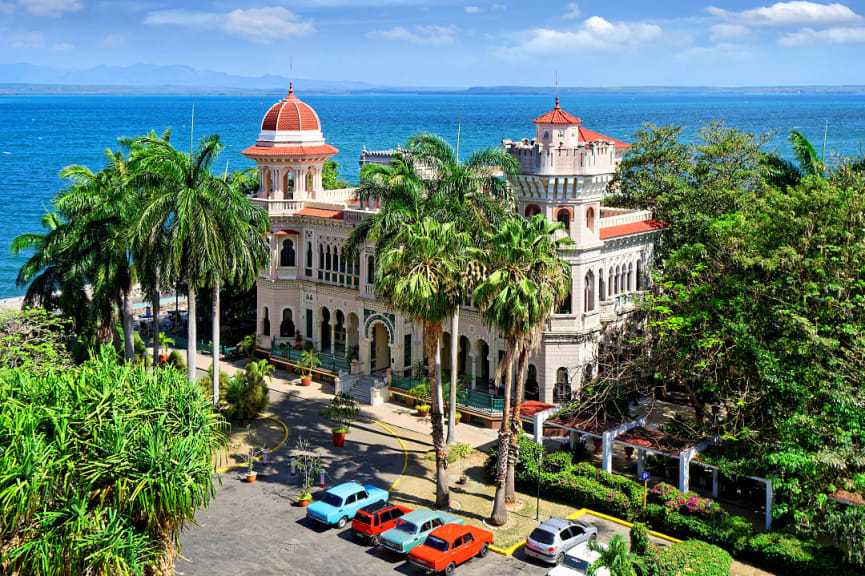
[318,392,360,447]
[157,332,174,365]
[237,333,257,364]
[452,443,472,485]
[454,411,462,425]
[244,446,258,483]
[297,348,321,386]
[295,436,320,506]
[408,381,430,416]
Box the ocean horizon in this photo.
[1,92,864,299]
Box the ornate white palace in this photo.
[244,88,663,406]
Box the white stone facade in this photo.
[249,93,662,404]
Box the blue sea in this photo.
[1,93,864,299]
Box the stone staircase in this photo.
[348,375,378,404]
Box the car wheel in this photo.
[590,533,598,542]
[477,543,489,558]
[336,516,348,529]
[555,552,564,565]
[444,562,456,576]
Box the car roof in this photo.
[537,516,575,531]
[328,482,365,497]
[428,523,468,541]
[401,509,438,523]
[358,500,391,515]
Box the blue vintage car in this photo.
[306,482,389,528]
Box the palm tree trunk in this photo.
[424,321,450,510]
[506,340,529,503]
[435,337,445,433]
[187,281,197,384]
[490,338,515,525]
[212,280,220,408]
[121,289,135,362]
[447,310,459,445]
[152,288,160,370]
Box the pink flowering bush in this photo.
[650,482,722,519]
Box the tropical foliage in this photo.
[0,307,73,371]
[0,347,223,575]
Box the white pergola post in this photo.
[765,480,774,531]
[569,431,578,451]
[601,430,613,473]
[637,449,646,477]
[679,451,691,493]
[712,469,719,499]
[533,407,557,445]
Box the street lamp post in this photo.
[535,445,543,520]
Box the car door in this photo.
[458,533,475,564]
[568,524,586,548]
[450,535,464,563]
[352,490,368,515]
[420,520,433,540]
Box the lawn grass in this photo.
[213,417,285,469]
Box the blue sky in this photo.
[2,0,865,86]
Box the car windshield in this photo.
[354,513,371,525]
[529,528,556,545]
[563,555,588,570]
[424,536,450,552]
[394,519,418,533]
[320,493,343,507]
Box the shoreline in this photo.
[0,294,187,314]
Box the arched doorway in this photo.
[458,336,470,377]
[320,307,332,353]
[477,340,491,388]
[441,332,453,375]
[555,367,569,403]
[370,321,391,372]
[346,313,360,360]
[556,208,571,233]
[262,306,270,337]
[280,239,295,267]
[335,310,346,356]
[280,308,295,338]
[526,364,539,401]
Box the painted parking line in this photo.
[371,419,409,492]
[216,414,289,473]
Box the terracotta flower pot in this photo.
[592,438,603,451]
[301,376,312,387]
[332,430,346,447]
[417,406,430,417]
[624,446,635,461]
[158,354,168,365]
[297,497,311,507]
[245,471,257,483]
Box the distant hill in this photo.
[1,63,864,95]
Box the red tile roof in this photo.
[532,97,581,125]
[518,401,556,418]
[242,144,339,158]
[295,208,345,220]
[273,229,299,236]
[577,126,630,149]
[260,83,321,132]
[599,219,666,240]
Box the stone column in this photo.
[330,323,336,355]
[358,336,371,374]
[314,320,322,351]
[467,353,477,391]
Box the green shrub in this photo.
[642,502,752,555]
[222,360,272,421]
[825,504,865,567]
[543,450,575,473]
[744,531,858,575]
[630,522,650,556]
[164,349,186,373]
[645,540,731,576]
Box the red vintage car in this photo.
[408,524,493,575]
[351,501,413,545]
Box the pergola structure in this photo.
[542,415,648,474]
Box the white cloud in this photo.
[103,31,129,46]
[707,1,861,27]
[563,2,580,20]
[710,23,750,41]
[11,31,44,48]
[368,24,460,45]
[145,6,314,43]
[52,41,73,50]
[224,7,314,42]
[18,0,82,17]
[511,16,662,54]
[465,5,480,14]
[675,42,752,61]
[780,25,865,44]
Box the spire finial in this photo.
[555,71,559,108]
[288,56,294,96]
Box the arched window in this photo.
[280,308,295,337]
[543,129,550,140]
[557,280,572,314]
[325,246,332,271]
[307,170,314,191]
[262,307,270,336]
[599,269,606,303]
[586,206,595,233]
[608,269,614,298]
[637,260,643,290]
[555,367,569,403]
[333,247,339,273]
[306,241,313,268]
[280,239,295,267]
[556,209,571,233]
[367,255,375,284]
[617,266,624,295]
[319,244,324,269]
[584,270,595,312]
[584,363,594,383]
[627,263,634,292]
[525,204,541,219]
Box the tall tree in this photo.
[376,218,469,509]
[133,133,234,384]
[473,214,570,524]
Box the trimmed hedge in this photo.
[488,434,859,576]
[744,532,860,576]
[645,540,731,576]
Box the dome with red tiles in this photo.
[260,83,321,132]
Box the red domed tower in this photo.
[242,84,339,202]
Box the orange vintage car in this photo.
[407,524,493,575]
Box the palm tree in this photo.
[56,150,140,361]
[376,218,469,509]
[473,214,571,525]
[132,133,235,384]
[762,129,826,189]
[205,168,270,407]
[587,534,646,576]
[10,211,90,332]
